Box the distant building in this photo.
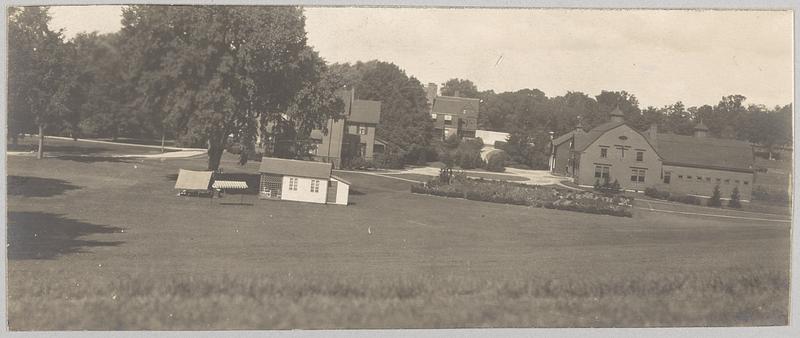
[426,83,479,140]
[310,89,383,168]
[551,107,755,201]
[258,157,350,205]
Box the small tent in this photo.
[174,169,213,194]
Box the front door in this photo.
[326,180,338,204]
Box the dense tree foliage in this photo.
[8,6,75,158]
[329,61,434,164]
[8,6,791,169]
[440,78,480,98]
[119,5,342,169]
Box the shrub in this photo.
[668,194,702,205]
[728,187,742,208]
[644,187,671,200]
[707,185,722,207]
[594,179,622,195]
[373,152,405,169]
[486,155,506,172]
[454,148,484,169]
[752,186,791,204]
[342,156,373,170]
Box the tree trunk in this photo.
[37,125,44,159]
[207,138,224,171]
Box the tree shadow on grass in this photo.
[6,212,125,260]
[7,176,82,198]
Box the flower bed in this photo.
[412,177,633,217]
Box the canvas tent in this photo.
[174,169,213,193]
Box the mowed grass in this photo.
[5,148,791,329]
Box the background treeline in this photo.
[8,6,792,170]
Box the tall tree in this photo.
[121,5,341,170]
[440,78,480,98]
[594,90,643,129]
[8,6,73,158]
[329,60,433,163]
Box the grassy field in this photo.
[5,140,791,329]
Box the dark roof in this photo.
[259,157,332,179]
[653,133,754,172]
[349,100,381,124]
[330,175,352,185]
[431,96,480,116]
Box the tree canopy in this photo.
[120,5,342,169]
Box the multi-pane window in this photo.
[678,175,683,179]
[288,177,299,191]
[635,151,643,162]
[444,115,453,125]
[431,113,437,120]
[631,168,646,183]
[663,171,671,184]
[310,179,320,193]
[600,148,608,158]
[724,179,730,184]
[594,165,610,183]
[358,126,368,135]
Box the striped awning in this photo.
[212,180,248,190]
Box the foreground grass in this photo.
[8,269,788,330]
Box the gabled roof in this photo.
[552,130,576,146]
[431,96,480,116]
[174,169,213,190]
[331,175,352,185]
[259,157,332,179]
[573,120,626,151]
[349,100,381,124]
[653,133,754,172]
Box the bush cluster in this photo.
[594,179,622,194]
[644,187,702,206]
[752,186,790,204]
[411,177,633,217]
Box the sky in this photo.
[48,6,793,108]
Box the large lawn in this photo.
[5,146,791,329]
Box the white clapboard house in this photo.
[258,157,350,205]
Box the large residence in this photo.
[309,89,383,168]
[426,83,479,140]
[551,107,755,201]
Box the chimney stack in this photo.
[647,123,658,146]
[425,83,438,106]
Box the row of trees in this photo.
[439,78,792,168]
[9,6,344,169]
[9,6,792,170]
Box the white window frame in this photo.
[431,113,437,120]
[289,177,298,191]
[358,126,368,135]
[310,179,320,193]
[444,115,453,121]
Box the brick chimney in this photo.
[647,123,658,146]
[425,83,438,107]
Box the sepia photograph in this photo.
[3,2,795,332]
